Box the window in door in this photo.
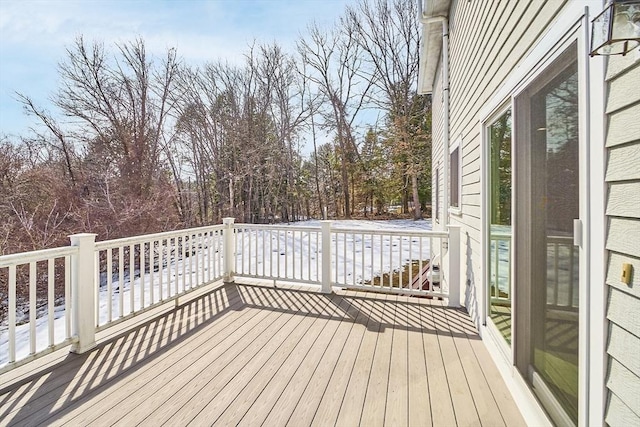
[488,109,512,345]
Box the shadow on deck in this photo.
[0,282,525,426]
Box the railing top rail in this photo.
[490,233,511,240]
[547,234,573,243]
[332,227,449,238]
[0,246,78,268]
[490,232,572,243]
[233,224,321,232]
[232,222,449,238]
[95,224,226,250]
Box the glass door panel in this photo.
[528,59,580,425]
[488,110,512,345]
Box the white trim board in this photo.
[585,9,608,427]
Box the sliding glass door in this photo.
[515,45,580,426]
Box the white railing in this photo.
[231,221,456,299]
[233,224,322,285]
[489,232,578,309]
[1,218,460,373]
[93,224,226,332]
[546,235,578,309]
[490,230,511,304]
[0,224,228,373]
[329,226,449,297]
[0,246,77,370]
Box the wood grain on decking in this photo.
[0,282,525,427]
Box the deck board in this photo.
[385,294,409,427]
[3,288,244,413]
[440,300,507,427]
[0,282,526,427]
[360,293,395,427]
[332,293,387,426]
[407,300,432,427]
[212,291,334,426]
[421,298,458,426]
[4,287,250,427]
[288,290,371,427]
[107,297,279,426]
[55,287,271,426]
[433,301,482,427]
[242,292,351,426]
[161,288,314,425]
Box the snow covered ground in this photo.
[235,219,435,284]
[1,219,434,367]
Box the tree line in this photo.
[0,0,431,255]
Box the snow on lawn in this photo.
[235,219,435,285]
[1,219,433,367]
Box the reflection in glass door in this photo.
[488,110,512,345]
[524,54,580,425]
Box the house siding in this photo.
[424,0,640,424]
[604,54,640,426]
[432,0,566,324]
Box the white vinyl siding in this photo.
[423,0,640,424]
[604,53,640,426]
[429,0,566,326]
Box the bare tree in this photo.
[172,41,311,224]
[298,20,375,218]
[346,0,428,219]
[16,37,182,238]
[52,37,179,192]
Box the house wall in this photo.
[425,0,640,424]
[604,54,640,426]
[431,0,567,323]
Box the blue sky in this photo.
[0,0,356,140]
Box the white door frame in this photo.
[477,3,607,425]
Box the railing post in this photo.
[320,220,333,294]
[446,225,461,307]
[223,217,235,283]
[69,233,97,354]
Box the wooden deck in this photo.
[0,282,525,427]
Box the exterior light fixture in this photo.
[590,0,640,56]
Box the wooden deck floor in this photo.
[0,282,525,427]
